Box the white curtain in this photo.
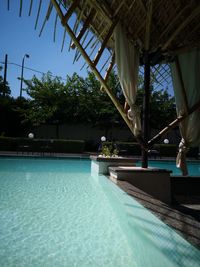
[171,49,200,175]
[114,23,141,136]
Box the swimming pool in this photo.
[0,157,200,266]
[138,160,200,176]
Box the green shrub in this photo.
[158,144,177,157]
[0,137,85,153]
[51,139,85,153]
[115,142,141,156]
[187,147,199,159]
[0,137,17,151]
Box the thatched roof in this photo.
[56,0,200,85]
[66,0,200,60]
[5,1,199,86]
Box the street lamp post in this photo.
[20,54,29,98]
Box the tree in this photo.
[20,70,176,140]
[0,66,11,96]
[24,72,67,126]
[136,80,176,131]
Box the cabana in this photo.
[6,0,200,174]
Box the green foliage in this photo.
[51,139,85,153]
[115,142,141,156]
[101,144,119,157]
[0,95,30,137]
[158,144,178,157]
[136,86,176,130]
[0,67,11,96]
[0,136,85,153]
[186,147,199,159]
[23,71,123,128]
[1,69,176,139]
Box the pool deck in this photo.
[1,151,200,249]
[117,180,200,249]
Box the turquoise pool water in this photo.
[0,157,200,267]
[139,160,200,176]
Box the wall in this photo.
[33,123,134,143]
[34,123,181,144]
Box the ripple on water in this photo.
[0,158,136,267]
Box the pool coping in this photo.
[0,151,199,162]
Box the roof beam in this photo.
[160,4,190,39]
[62,0,81,24]
[100,52,115,91]
[162,4,200,51]
[148,99,200,148]
[71,8,96,49]
[93,21,117,66]
[144,0,153,50]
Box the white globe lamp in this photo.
[101,136,106,142]
[28,133,34,139]
[164,138,169,144]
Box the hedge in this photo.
[0,137,85,154]
[157,144,178,157]
[187,146,199,159]
[101,142,178,157]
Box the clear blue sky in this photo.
[0,1,88,98]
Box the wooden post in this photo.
[142,0,153,168]
[142,51,151,168]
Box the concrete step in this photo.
[108,166,172,203]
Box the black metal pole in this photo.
[20,57,25,98]
[3,54,8,97]
[142,51,151,168]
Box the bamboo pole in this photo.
[50,0,146,149]
[93,21,117,66]
[99,54,112,74]
[100,53,115,91]
[71,9,96,49]
[148,99,200,147]
[62,0,80,24]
